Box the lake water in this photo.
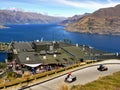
[0,24,120,53]
[0,52,7,62]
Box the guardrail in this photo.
[19,60,120,90]
[0,60,99,89]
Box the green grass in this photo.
[63,46,83,58]
[0,42,9,50]
[70,71,120,90]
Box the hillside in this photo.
[66,4,120,35]
[60,13,89,26]
[70,71,120,90]
[0,10,64,24]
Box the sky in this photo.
[0,0,120,17]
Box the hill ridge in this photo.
[66,4,120,35]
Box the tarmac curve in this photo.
[20,59,120,90]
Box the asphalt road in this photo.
[22,59,120,90]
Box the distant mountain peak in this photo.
[115,4,120,8]
[92,4,120,17]
[5,7,24,12]
[0,10,64,24]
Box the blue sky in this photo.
[0,0,120,17]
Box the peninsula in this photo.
[0,25,9,29]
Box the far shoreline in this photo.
[0,25,10,29]
[63,26,120,36]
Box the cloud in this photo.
[56,0,120,9]
[5,7,24,12]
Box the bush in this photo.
[0,62,7,69]
[6,71,16,78]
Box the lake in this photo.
[0,52,7,62]
[0,24,120,53]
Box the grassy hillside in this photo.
[71,71,120,90]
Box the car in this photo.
[64,74,76,83]
[97,64,108,71]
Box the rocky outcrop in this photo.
[66,4,120,35]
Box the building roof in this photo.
[12,42,43,64]
[18,52,42,64]
[13,42,33,50]
[33,41,52,46]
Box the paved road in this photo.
[22,59,120,90]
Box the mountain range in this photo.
[65,4,120,35]
[0,5,120,36]
[0,10,64,24]
[60,13,89,26]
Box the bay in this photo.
[0,24,120,53]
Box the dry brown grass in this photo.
[59,83,69,90]
[71,71,120,90]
